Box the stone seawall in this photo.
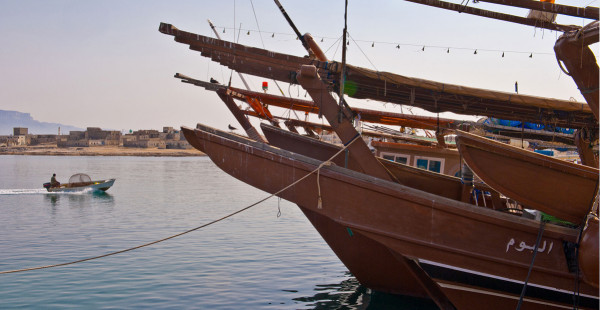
[0,145,204,157]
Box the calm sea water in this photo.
[0,155,434,309]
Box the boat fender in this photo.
[578,216,599,288]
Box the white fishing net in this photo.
[68,173,92,184]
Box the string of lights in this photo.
[217,25,555,57]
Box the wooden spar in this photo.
[400,0,580,32]
[272,0,316,59]
[476,0,599,20]
[175,72,461,131]
[177,73,586,150]
[297,65,397,182]
[175,73,279,125]
[159,23,596,129]
[175,73,226,91]
[176,70,458,156]
[272,0,329,61]
[303,33,328,61]
[231,88,460,130]
[554,21,600,122]
[215,89,266,142]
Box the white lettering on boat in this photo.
[506,238,553,254]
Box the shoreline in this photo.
[0,145,205,157]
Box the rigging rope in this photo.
[0,134,362,275]
[348,33,379,72]
[516,220,547,310]
[249,0,285,97]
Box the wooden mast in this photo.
[400,0,580,32]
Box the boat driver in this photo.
[50,173,61,188]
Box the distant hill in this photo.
[0,110,83,135]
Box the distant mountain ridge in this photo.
[0,110,83,135]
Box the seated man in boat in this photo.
[50,173,61,188]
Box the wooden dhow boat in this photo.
[178,61,597,309]
[455,130,599,225]
[184,122,598,309]
[161,2,599,308]
[259,123,499,205]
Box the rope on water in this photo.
[0,134,362,275]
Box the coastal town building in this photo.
[122,129,165,148]
[13,127,28,136]
[1,126,191,149]
[0,135,26,147]
[161,127,190,149]
[0,127,28,146]
[57,127,121,147]
[122,127,190,149]
[29,134,59,145]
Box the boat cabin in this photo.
[372,141,461,176]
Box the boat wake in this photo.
[0,188,93,195]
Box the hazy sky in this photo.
[0,0,597,133]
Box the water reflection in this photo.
[46,194,59,206]
[44,191,115,208]
[295,273,437,310]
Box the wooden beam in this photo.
[297,65,398,182]
[215,89,266,143]
[476,0,598,20]
[401,0,580,32]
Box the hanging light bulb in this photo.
[372,42,375,47]
[223,28,226,33]
[502,52,505,57]
[272,33,275,38]
[396,44,400,49]
[474,49,478,55]
[321,38,324,42]
[447,48,450,53]
[347,41,350,45]
[529,53,533,58]
[247,30,250,35]
[422,46,425,51]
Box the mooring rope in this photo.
[0,134,362,275]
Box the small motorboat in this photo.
[43,173,115,192]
